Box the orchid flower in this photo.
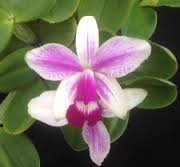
[25,16,151,166]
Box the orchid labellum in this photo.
[25,16,151,166]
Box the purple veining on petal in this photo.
[76,16,99,67]
[76,70,97,103]
[95,75,113,101]
[94,47,134,71]
[82,121,110,166]
[95,73,127,118]
[25,43,83,81]
[92,36,151,78]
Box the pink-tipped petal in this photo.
[53,73,82,120]
[95,73,127,119]
[25,43,82,81]
[76,16,99,67]
[82,121,110,166]
[28,91,68,127]
[93,36,151,78]
[123,88,147,111]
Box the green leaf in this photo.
[0,36,28,59]
[122,2,157,39]
[140,0,160,6]
[140,0,180,7]
[0,9,14,53]
[104,114,129,143]
[0,47,32,74]
[0,93,15,124]
[158,0,180,6]
[42,0,80,23]
[99,31,114,44]
[120,77,177,109]
[78,0,136,33]
[61,125,87,151]
[13,24,38,45]
[0,129,40,167]
[35,18,76,46]
[0,47,38,92]
[0,0,55,23]
[2,80,46,134]
[0,69,38,92]
[122,42,178,79]
[45,80,59,90]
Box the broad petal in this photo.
[25,43,82,81]
[82,121,110,166]
[53,73,82,120]
[76,16,99,67]
[101,88,147,118]
[93,36,151,78]
[28,91,68,127]
[123,88,147,111]
[95,73,127,119]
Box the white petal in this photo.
[123,88,147,110]
[53,73,82,120]
[28,91,67,127]
[100,103,116,118]
[76,16,99,67]
[95,73,127,119]
[82,121,110,166]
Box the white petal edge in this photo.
[123,88,148,111]
[95,73,128,119]
[53,73,82,120]
[76,16,99,67]
[82,121,110,166]
[28,91,67,127]
[101,88,148,118]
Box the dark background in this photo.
[26,7,180,167]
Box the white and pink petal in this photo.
[93,36,151,78]
[53,73,82,120]
[66,70,102,127]
[76,69,97,103]
[28,91,67,127]
[95,73,127,119]
[82,121,110,166]
[76,16,99,67]
[25,43,82,81]
[101,88,147,118]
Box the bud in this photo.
[14,24,38,45]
